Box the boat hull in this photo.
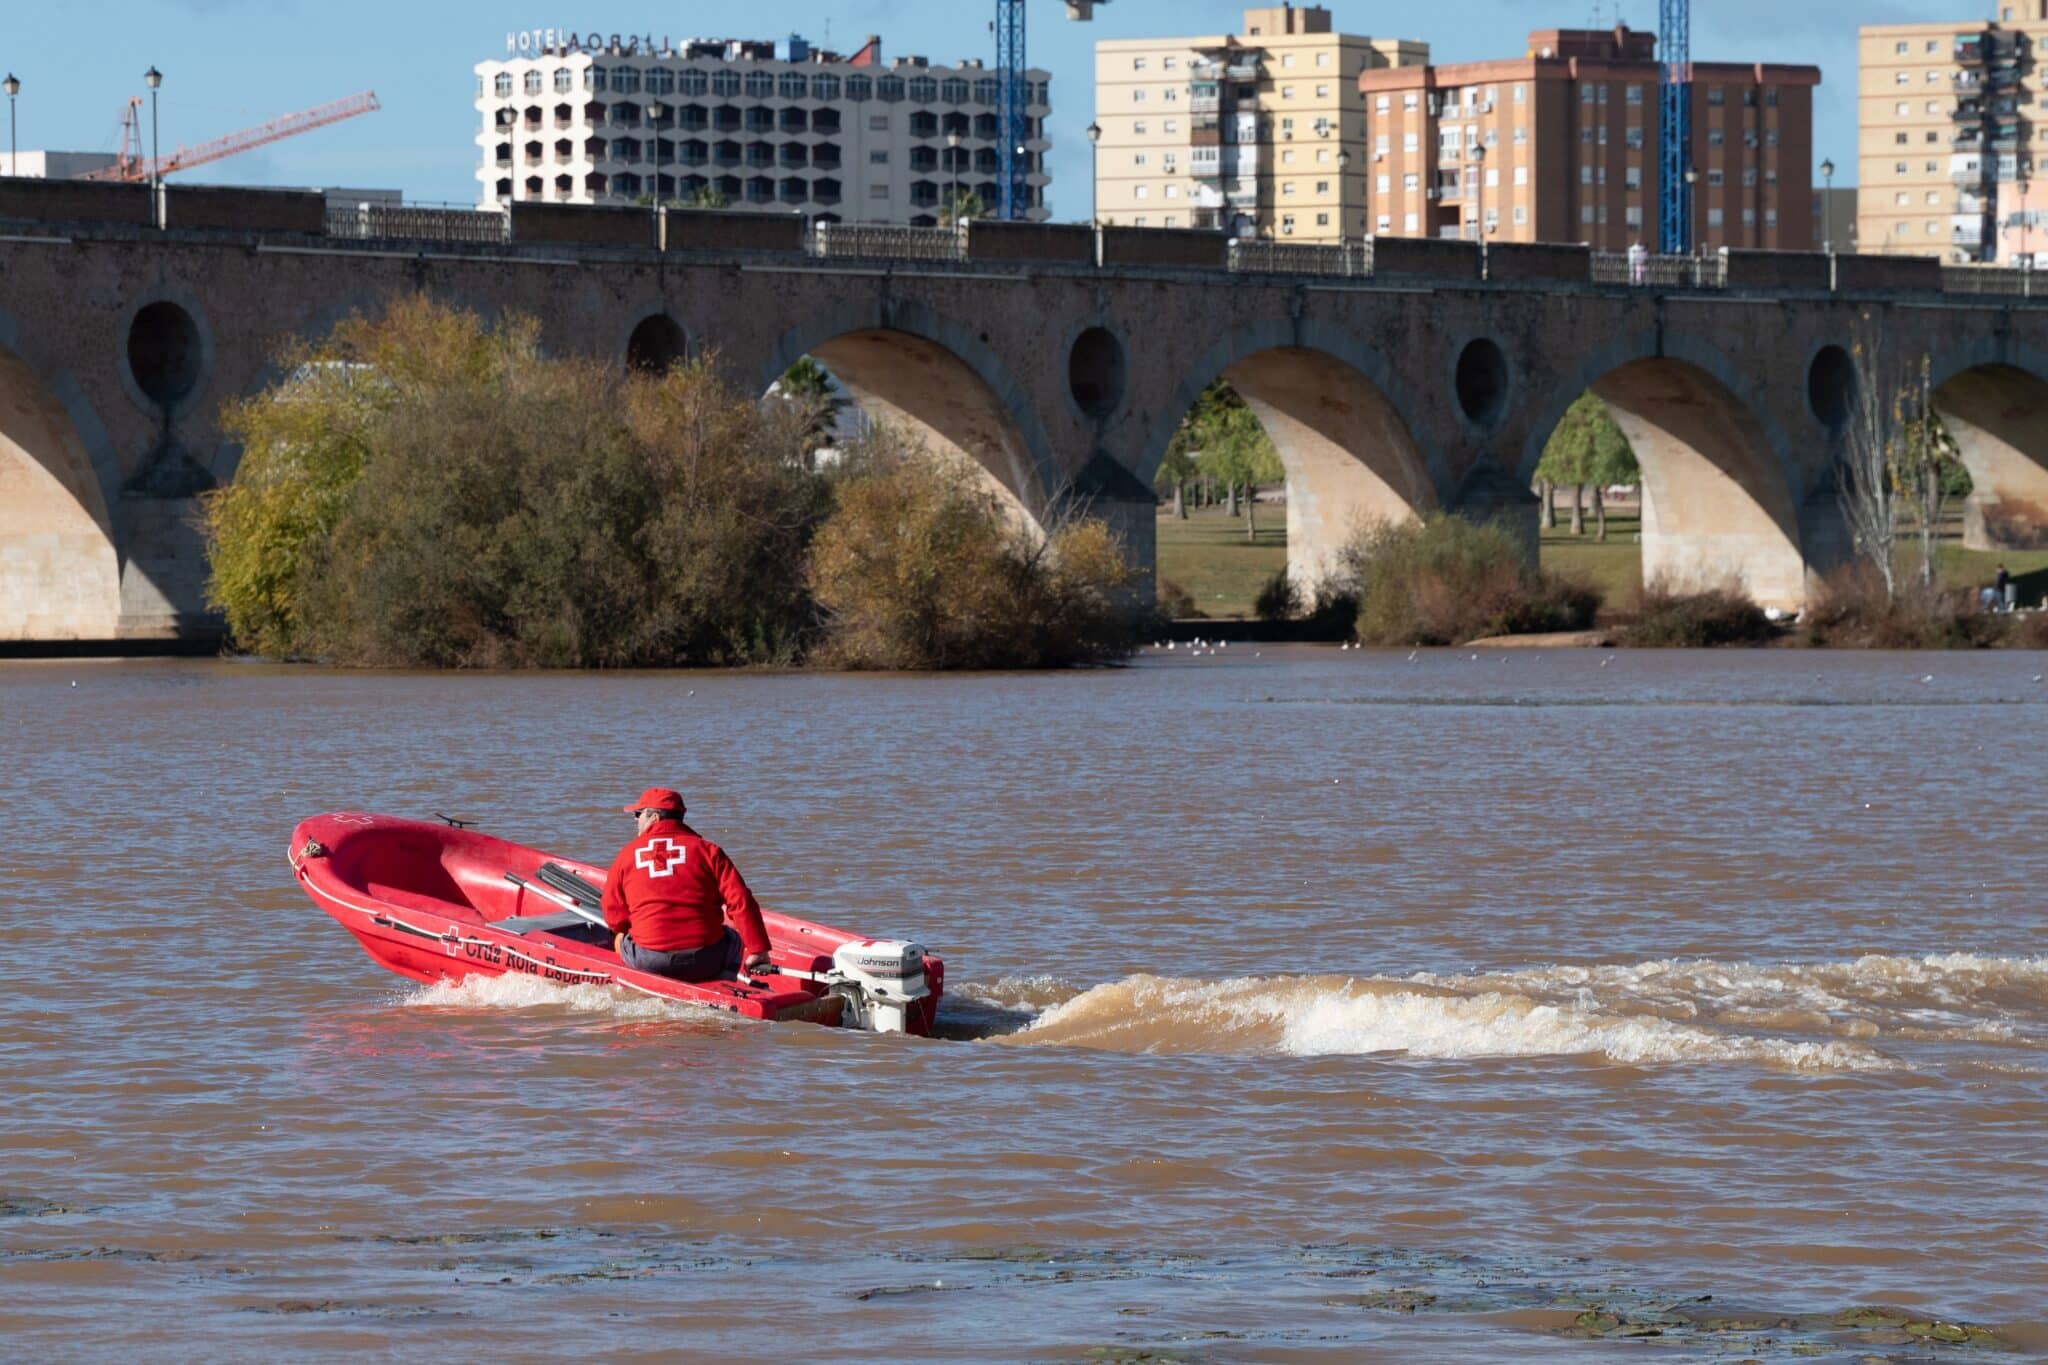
[289,811,940,1034]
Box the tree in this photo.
[1164,380,1281,538]
[1839,332,1970,599]
[773,356,845,456]
[940,188,985,226]
[1153,444,1198,518]
[1537,393,1638,539]
[684,185,729,210]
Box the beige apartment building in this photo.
[1859,5,2048,262]
[1093,5,1426,241]
[1358,27,1818,251]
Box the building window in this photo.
[1625,206,1642,227]
[870,115,889,131]
[1316,212,1329,225]
[1317,51,1330,67]
[1282,149,1295,164]
[1581,166,1594,185]
[1376,174,1390,192]
[869,184,889,199]
[1403,172,1418,190]
[1624,167,1640,188]
[1581,205,1594,224]
[524,71,543,95]
[1132,56,1147,70]
[1743,208,1756,226]
[1743,168,1757,186]
[1513,83,1526,104]
[1164,214,1177,227]
[495,73,513,97]
[870,150,888,164]
[1135,185,1148,199]
[1707,85,1724,106]
[1896,72,1909,85]
[1581,85,1595,105]
[1625,127,1643,149]
[1404,93,1419,110]
[1403,132,1418,152]
[1514,205,1528,224]
[1707,207,1724,227]
[1708,169,1724,186]
[1375,134,1389,153]
[1514,166,1528,185]
[1134,120,1147,133]
[1377,214,1391,231]
[1375,95,1390,113]
[1282,53,1296,67]
[1134,152,1148,166]
[1709,130,1725,147]
[1626,84,1643,105]
[1163,119,1177,133]
[1316,84,1329,98]
[1165,184,1179,198]
[1895,132,1909,145]
[1282,181,1294,194]
[1894,40,1908,54]
[1316,179,1329,192]
[553,67,573,93]
[1896,101,1909,115]
[1514,126,1528,145]
[1404,211,1419,231]
[1281,86,1293,99]
[1164,56,1178,70]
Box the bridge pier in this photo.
[1446,464,1542,565]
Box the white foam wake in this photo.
[1001,952,2048,1067]
[406,971,729,1023]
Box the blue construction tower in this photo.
[996,0,1030,220]
[1658,0,1692,254]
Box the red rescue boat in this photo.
[289,811,942,1035]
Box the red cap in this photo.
[622,787,686,816]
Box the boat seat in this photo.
[495,910,597,937]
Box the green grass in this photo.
[1538,509,2048,612]
[1540,512,1644,610]
[1156,503,1287,618]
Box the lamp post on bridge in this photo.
[144,66,162,228]
[4,75,18,177]
[1820,157,1835,254]
[1336,146,1350,254]
[1085,119,1101,227]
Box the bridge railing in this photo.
[810,223,967,264]
[324,202,511,246]
[1590,250,1728,290]
[1227,238,1374,278]
[1942,263,2040,297]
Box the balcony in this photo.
[1953,101,1986,122]
[1952,165,1989,184]
[1953,128,1985,148]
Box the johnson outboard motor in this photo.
[827,939,930,1034]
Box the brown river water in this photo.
[2,647,2045,1361]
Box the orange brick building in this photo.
[1357,26,1819,250]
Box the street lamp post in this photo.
[3,75,18,177]
[646,100,663,239]
[144,66,162,228]
[946,130,961,224]
[1335,146,1350,250]
[1085,120,1101,227]
[1472,142,1487,275]
[2021,175,2033,268]
[1820,157,1835,253]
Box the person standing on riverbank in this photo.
[602,787,773,981]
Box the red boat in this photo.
[288,812,942,1035]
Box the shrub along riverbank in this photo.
[202,297,1142,669]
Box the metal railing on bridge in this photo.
[1226,238,1374,278]
[809,222,967,264]
[1941,263,2041,297]
[1590,250,1728,290]
[324,202,510,246]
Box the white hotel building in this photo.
[475,34,1052,223]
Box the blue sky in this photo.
[0,1,1979,212]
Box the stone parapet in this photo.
[169,187,326,235]
[0,177,152,228]
[661,208,806,254]
[1485,242,1591,284]
[1370,236,1482,281]
[966,220,1096,265]
[510,202,656,248]
[1723,250,1832,291]
[1100,226,1227,270]
[1834,253,1942,294]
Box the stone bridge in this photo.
[4,177,2047,644]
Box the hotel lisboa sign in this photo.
[506,27,692,57]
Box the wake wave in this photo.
[988,953,2048,1070]
[406,972,729,1024]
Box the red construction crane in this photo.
[81,90,380,183]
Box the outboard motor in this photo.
[829,939,929,1034]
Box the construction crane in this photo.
[1657,0,1691,253]
[81,91,380,184]
[995,1,1108,221]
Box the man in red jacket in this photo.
[602,787,773,981]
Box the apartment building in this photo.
[1093,5,1426,241]
[1859,6,2048,262]
[1357,27,1818,251]
[475,34,1051,224]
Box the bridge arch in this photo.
[1927,340,2048,551]
[760,297,1058,527]
[0,336,122,640]
[1144,319,1446,590]
[1522,330,1806,611]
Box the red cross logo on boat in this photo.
[635,837,687,878]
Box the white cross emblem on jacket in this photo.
[635,837,687,877]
